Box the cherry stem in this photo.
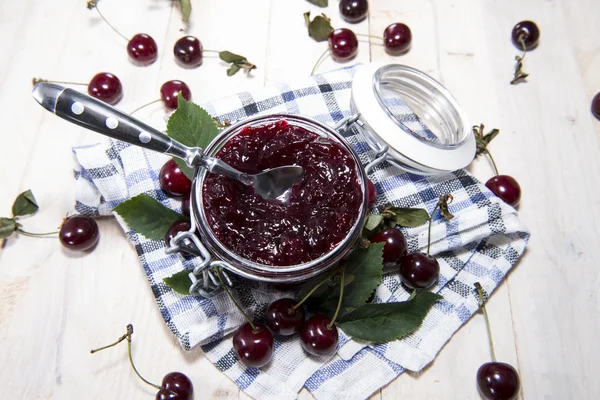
[519,36,527,62]
[17,229,59,237]
[94,2,129,42]
[130,99,162,115]
[215,267,257,332]
[486,150,500,176]
[474,283,497,363]
[203,49,220,53]
[90,333,128,353]
[311,47,330,76]
[327,268,345,329]
[293,272,334,310]
[32,78,87,86]
[356,33,384,41]
[426,204,440,257]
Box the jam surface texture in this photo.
[202,120,362,266]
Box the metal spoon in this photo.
[32,83,304,201]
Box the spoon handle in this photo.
[32,83,201,166]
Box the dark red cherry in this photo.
[160,80,192,110]
[59,215,99,251]
[160,159,192,196]
[384,23,412,55]
[181,194,190,217]
[511,21,540,51]
[339,0,368,23]
[300,315,339,356]
[367,179,377,205]
[164,220,191,247]
[155,372,194,400]
[127,33,158,65]
[233,322,273,368]
[399,252,440,289]
[592,92,600,120]
[266,298,305,336]
[477,362,520,400]
[328,28,359,62]
[87,73,123,105]
[174,36,203,67]
[369,228,408,266]
[485,175,521,207]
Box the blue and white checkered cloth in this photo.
[73,65,529,400]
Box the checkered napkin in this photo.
[72,65,529,400]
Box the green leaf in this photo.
[178,0,191,23]
[226,64,241,76]
[172,157,195,180]
[0,217,17,239]
[438,194,455,220]
[307,0,328,6]
[11,190,39,217]
[219,51,247,64]
[113,194,187,241]
[163,270,192,295]
[338,290,443,342]
[383,207,430,227]
[305,243,385,317]
[364,214,384,231]
[166,93,220,150]
[306,13,333,42]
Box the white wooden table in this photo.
[1,0,599,398]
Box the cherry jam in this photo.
[202,120,362,266]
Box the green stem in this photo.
[203,49,220,53]
[130,99,162,115]
[17,229,59,237]
[215,268,257,332]
[33,78,87,86]
[426,204,440,256]
[486,150,500,176]
[95,3,129,42]
[310,47,330,76]
[327,269,345,329]
[90,333,128,354]
[127,339,162,390]
[519,36,527,62]
[356,33,384,41]
[475,283,497,362]
[293,272,334,310]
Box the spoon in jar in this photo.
[32,83,304,202]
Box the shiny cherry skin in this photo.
[164,220,191,247]
[233,322,274,368]
[399,252,440,289]
[127,33,158,65]
[59,215,99,251]
[87,73,123,105]
[339,0,368,23]
[160,80,192,110]
[369,228,408,266]
[384,23,412,55]
[160,159,192,196]
[485,175,521,207]
[266,298,305,336]
[592,93,600,120]
[328,28,359,62]
[300,315,339,356]
[367,179,377,205]
[477,362,520,400]
[174,36,203,67]
[511,21,540,50]
[181,194,190,218]
[155,372,194,400]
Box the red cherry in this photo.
[174,36,203,67]
[127,33,158,65]
[328,28,359,62]
[399,252,440,289]
[164,220,191,247]
[477,362,520,400]
[383,23,412,55]
[59,215,99,251]
[511,21,540,51]
[156,372,194,400]
[160,159,192,196]
[233,322,273,368]
[339,0,369,23]
[485,175,521,207]
[160,80,192,110]
[87,73,123,105]
[182,194,191,217]
[367,179,377,205]
[300,315,339,356]
[369,228,408,266]
[592,92,600,120]
[266,298,305,336]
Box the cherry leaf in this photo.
[113,194,187,241]
[364,214,384,231]
[11,190,39,217]
[219,51,247,64]
[338,290,443,342]
[172,157,195,180]
[227,64,241,76]
[178,0,191,23]
[163,270,192,295]
[383,206,430,227]
[305,12,333,42]
[438,194,455,220]
[304,242,385,317]
[166,93,220,150]
[0,217,18,240]
[307,0,328,6]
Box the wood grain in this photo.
[1,0,599,399]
